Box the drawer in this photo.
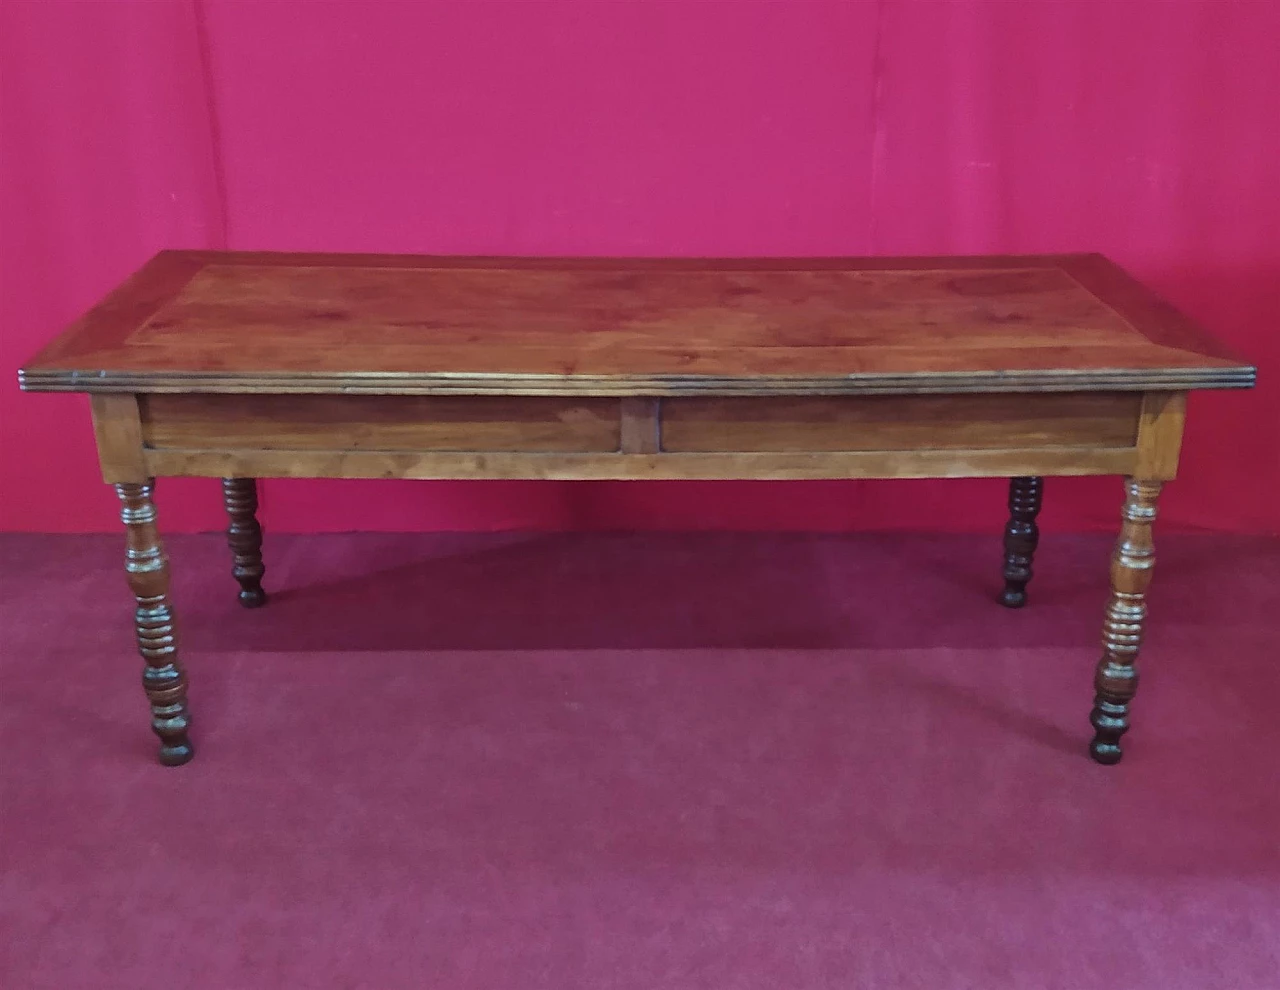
[660,393,1142,452]
[138,394,621,452]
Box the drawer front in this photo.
[660,393,1142,452]
[139,394,621,452]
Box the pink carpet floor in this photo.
[2,531,1278,989]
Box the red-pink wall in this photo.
[3,1,1276,535]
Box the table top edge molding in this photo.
[17,366,1257,396]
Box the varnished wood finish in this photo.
[619,397,662,454]
[144,446,1140,482]
[120,385,1175,486]
[19,252,1255,396]
[661,393,1140,453]
[1090,479,1162,764]
[141,394,620,453]
[1055,254,1246,360]
[116,481,192,766]
[1000,477,1044,608]
[135,391,1145,477]
[222,478,266,608]
[1134,391,1188,480]
[90,394,147,483]
[17,252,1255,766]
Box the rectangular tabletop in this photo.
[18,251,1254,396]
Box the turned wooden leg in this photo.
[117,481,193,766]
[222,477,267,608]
[1089,478,1161,765]
[1000,476,1043,608]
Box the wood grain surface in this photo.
[143,447,1139,482]
[139,394,621,453]
[660,393,1140,452]
[19,251,1255,395]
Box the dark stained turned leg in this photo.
[1000,476,1043,608]
[117,481,193,766]
[222,477,267,608]
[1089,479,1161,765]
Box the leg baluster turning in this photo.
[222,477,267,608]
[1089,479,1161,765]
[1000,476,1043,608]
[117,481,193,766]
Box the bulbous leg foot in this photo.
[1088,698,1128,764]
[159,740,195,766]
[238,587,268,609]
[1000,586,1028,609]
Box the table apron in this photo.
[90,390,1187,483]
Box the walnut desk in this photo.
[18,252,1256,767]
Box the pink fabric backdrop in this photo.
[2,0,1276,535]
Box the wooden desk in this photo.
[19,252,1255,767]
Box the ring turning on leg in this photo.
[1000,476,1043,608]
[117,481,193,766]
[223,477,267,607]
[1089,478,1162,765]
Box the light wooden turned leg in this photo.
[1089,478,1161,765]
[1000,476,1043,608]
[117,481,193,766]
[222,477,267,608]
